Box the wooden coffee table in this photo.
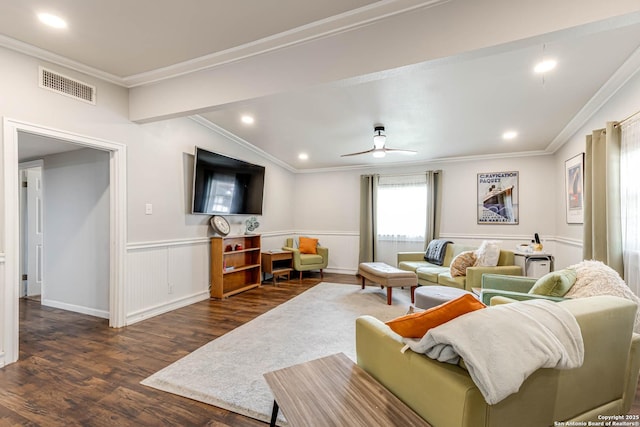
[263,352,431,427]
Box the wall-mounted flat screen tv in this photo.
[192,147,265,215]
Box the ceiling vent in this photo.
[39,67,96,105]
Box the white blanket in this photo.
[402,299,584,404]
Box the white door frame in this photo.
[2,117,127,366]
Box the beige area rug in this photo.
[141,282,412,424]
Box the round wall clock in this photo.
[210,215,230,236]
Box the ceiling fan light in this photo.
[373,134,386,149]
[372,150,386,158]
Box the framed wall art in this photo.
[565,153,584,224]
[477,171,519,224]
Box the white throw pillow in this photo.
[474,240,501,267]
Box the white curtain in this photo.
[621,116,640,295]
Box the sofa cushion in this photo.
[299,236,318,254]
[474,240,501,266]
[385,294,486,338]
[299,253,323,265]
[416,266,448,283]
[450,251,477,277]
[529,268,577,297]
[398,261,433,271]
[437,272,466,289]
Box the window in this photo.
[376,175,427,241]
[375,174,428,265]
[621,117,640,295]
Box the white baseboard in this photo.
[41,299,110,319]
[126,290,210,325]
[325,267,358,276]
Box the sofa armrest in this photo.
[282,246,302,266]
[397,252,425,264]
[356,315,485,427]
[488,295,519,306]
[623,332,640,413]
[317,246,329,258]
[481,273,536,292]
[465,266,523,290]
[480,289,565,305]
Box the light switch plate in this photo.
[145,203,153,215]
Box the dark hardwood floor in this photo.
[1,272,639,426]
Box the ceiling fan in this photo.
[341,125,418,158]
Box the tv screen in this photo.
[192,147,265,215]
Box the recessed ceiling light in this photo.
[534,59,557,74]
[298,153,308,160]
[241,115,254,125]
[38,13,67,29]
[502,131,518,140]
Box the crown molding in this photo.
[189,116,297,173]
[546,43,640,153]
[123,0,449,87]
[193,113,554,174]
[0,34,126,87]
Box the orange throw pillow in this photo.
[385,294,486,338]
[299,237,318,254]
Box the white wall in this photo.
[293,154,557,273]
[0,46,298,329]
[42,148,110,317]
[553,58,640,269]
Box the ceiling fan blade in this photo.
[340,148,375,157]
[383,148,418,155]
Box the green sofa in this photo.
[397,243,521,292]
[356,295,640,427]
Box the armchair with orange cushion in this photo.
[282,237,329,280]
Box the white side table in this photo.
[514,251,554,278]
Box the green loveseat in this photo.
[397,243,521,291]
[356,296,640,427]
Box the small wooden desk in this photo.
[261,251,293,283]
[263,353,431,427]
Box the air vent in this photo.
[39,67,96,105]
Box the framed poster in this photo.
[565,153,584,224]
[477,171,519,224]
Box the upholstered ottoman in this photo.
[358,262,417,305]
[414,285,477,309]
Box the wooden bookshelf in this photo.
[210,235,261,298]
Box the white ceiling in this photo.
[4,1,640,170]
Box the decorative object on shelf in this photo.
[477,171,519,225]
[245,216,260,234]
[211,215,230,236]
[565,153,584,224]
[234,243,243,251]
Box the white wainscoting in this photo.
[0,253,5,367]
[126,238,210,325]
[124,231,582,325]
[124,231,359,324]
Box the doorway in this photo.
[2,118,127,366]
[19,161,43,300]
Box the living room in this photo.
[1,3,640,422]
